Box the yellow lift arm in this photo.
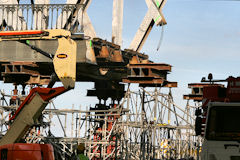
[0,29,76,145]
[0,29,77,89]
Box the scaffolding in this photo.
[0,1,202,159]
[0,85,202,160]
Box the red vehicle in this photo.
[195,75,240,159]
[0,143,54,160]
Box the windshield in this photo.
[206,105,240,141]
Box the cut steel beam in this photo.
[2,62,51,85]
[122,63,176,87]
[183,83,224,101]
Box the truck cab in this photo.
[201,102,240,160]
[192,76,240,160]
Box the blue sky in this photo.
[76,0,240,106]
[2,0,240,107]
[151,0,240,103]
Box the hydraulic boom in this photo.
[0,29,77,145]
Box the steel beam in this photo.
[112,0,123,46]
[129,0,166,52]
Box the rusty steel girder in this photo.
[0,37,177,90]
[1,62,50,85]
[122,63,177,88]
[183,83,224,101]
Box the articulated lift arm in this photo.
[0,29,77,89]
[0,87,69,145]
[0,29,77,145]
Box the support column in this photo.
[112,0,123,47]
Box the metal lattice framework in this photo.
[0,86,202,160]
[0,0,203,160]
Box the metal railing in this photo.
[0,4,83,32]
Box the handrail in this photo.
[0,4,83,32]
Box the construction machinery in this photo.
[193,75,240,160]
[0,29,77,159]
[0,28,177,159]
[0,1,200,159]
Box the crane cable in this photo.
[157,20,164,51]
[150,0,165,51]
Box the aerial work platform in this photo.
[0,87,68,145]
